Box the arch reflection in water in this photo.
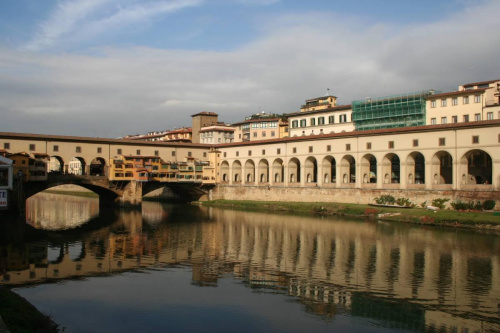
[2,200,499,332]
[26,192,99,230]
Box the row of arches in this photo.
[50,156,107,176]
[220,149,492,188]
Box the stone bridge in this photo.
[20,174,214,208]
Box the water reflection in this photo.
[1,194,499,332]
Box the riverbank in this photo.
[0,286,59,333]
[200,200,500,230]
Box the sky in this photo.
[0,0,499,138]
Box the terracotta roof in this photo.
[199,127,235,133]
[287,104,351,117]
[216,119,500,148]
[462,79,499,87]
[425,88,488,99]
[0,132,210,148]
[191,111,218,117]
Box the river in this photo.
[1,193,499,332]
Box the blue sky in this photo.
[0,0,499,137]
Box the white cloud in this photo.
[2,0,500,137]
[24,0,203,51]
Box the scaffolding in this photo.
[352,90,438,131]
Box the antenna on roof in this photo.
[326,88,330,96]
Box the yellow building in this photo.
[426,79,500,125]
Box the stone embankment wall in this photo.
[211,185,500,208]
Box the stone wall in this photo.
[212,185,500,209]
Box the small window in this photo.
[441,117,447,124]
[327,145,331,152]
[117,149,122,155]
[188,152,192,157]
[3,143,9,150]
[452,116,458,123]
[474,95,481,103]
[293,147,297,153]
[309,146,313,153]
[318,117,325,125]
[474,113,481,121]
[253,132,257,138]
[53,145,59,152]
[223,152,227,157]
[487,112,493,120]
[431,118,436,125]
[388,141,394,149]
[248,150,252,156]
[154,150,159,156]
[413,139,419,147]
[262,131,266,137]
[472,136,479,144]
[171,151,176,157]
[76,146,82,153]
[277,148,281,155]
[262,149,265,155]
[366,142,371,150]
[328,116,335,124]
[236,151,239,157]
[310,118,316,126]
[29,144,36,151]
[271,131,275,137]
[452,97,458,106]
[430,100,436,108]
[203,152,207,158]
[97,147,102,154]
[463,115,469,122]
[136,149,140,155]
[439,138,445,146]
[292,120,298,128]
[463,96,469,104]
[346,144,351,151]
[300,119,306,127]
[441,99,447,107]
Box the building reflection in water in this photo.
[1,196,499,332]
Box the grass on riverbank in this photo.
[0,286,59,333]
[201,200,500,229]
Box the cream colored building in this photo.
[288,104,354,137]
[217,120,500,191]
[199,125,235,144]
[426,79,500,125]
[232,117,283,142]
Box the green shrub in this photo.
[396,197,414,207]
[375,195,396,205]
[483,200,496,210]
[451,200,474,210]
[432,198,450,209]
[419,200,427,208]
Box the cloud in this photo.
[2,0,500,137]
[24,0,203,51]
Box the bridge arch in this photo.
[460,149,492,185]
[340,155,355,184]
[232,160,242,183]
[272,158,284,183]
[221,161,230,183]
[406,152,425,184]
[322,156,336,184]
[361,154,377,184]
[304,156,317,183]
[69,157,87,175]
[288,158,300,184]
[49,156,65,173]
[258,159,269,183]
[382,153,400,184]
[245,159,255,183]
[432,151,453,184]
[90,157,106,176]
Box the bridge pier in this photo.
[117,181,143,208]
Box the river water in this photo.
[1,193,499,332]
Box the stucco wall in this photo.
[212,185,500,209]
